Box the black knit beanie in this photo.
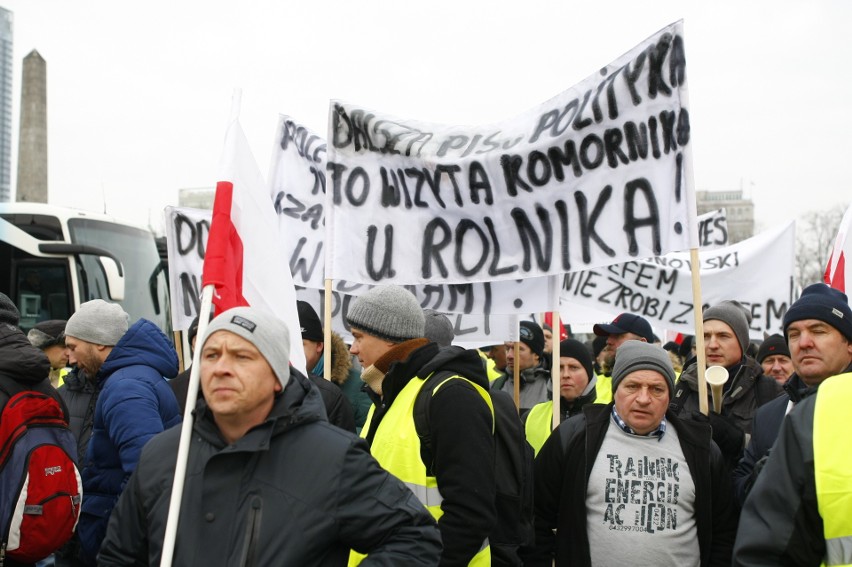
[558,339,594,381]
[783,283,852,342]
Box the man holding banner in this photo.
[669,300,780,467]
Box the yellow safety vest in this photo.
[525,400,554,457]
[595,373,613,404]
[814,373,852,567]
[351,373,493,567]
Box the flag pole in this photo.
[323,278,333,380]
[160,284,214,566]
[690,252,709,416]
[550,276,561,431]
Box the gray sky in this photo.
[4,0,850,235]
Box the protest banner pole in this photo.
[323,278,333,381]
[550,277,562,430]
[173,331,184,373]
[161,283,214,567]
[690,250,709,415]
[513,340,521,411]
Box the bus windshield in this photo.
[68,218,170,332]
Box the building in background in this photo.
[696,189,755,244]
[178,187,214,210]
[16,49,46,203]
[0,7,12,202]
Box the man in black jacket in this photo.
[733,283,852,505]
[348,285,496,566]
[99,306,440,566]
[525,341,737,566]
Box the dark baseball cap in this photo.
[593,313,654,343]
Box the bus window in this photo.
[14,261,72,331]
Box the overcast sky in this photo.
[3,0,850,235]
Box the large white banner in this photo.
[268,115,555,313]
[559,222,796,338]
[165,205,525,341]
[326,21,695,285]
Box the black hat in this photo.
[519,320,545,358]
[592,335,607,358]
[662,341,680,354]
[756,334,790,363]
[593,313,654,343]
[27,319,67,349]
[559,339,594,382]
[297,300,324,342]
[0,292,20,326]
[783,283,852,342]
[678,335,695,360]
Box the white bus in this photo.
[0,203,170,333]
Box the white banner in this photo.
[696,208,728,250]
[164,206,544,338]
[268,115,555,314]
[326,21,696,285]
[164,205,210,331]
[559,222,796,338]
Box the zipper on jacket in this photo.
[238,496,263,567]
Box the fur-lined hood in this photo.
[327,331,353,385]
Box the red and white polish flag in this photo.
[202,101,307,376]
[825,204,852,294]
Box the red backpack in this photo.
[0,388,82,565]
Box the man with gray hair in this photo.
[98,306,441,566]
[347,285,496,566]
[525,341,737,566]
[63,299,182,566]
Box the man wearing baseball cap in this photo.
[99,306,441,566]
[526,341,736,566]
[494,320,552,414]
[592,312,655,403]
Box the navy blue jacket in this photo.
[77,319,181,565]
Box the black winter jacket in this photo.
[98,368,441,566]
[525,403,738,566]
[56,368,98,462]
[0,322,60,411]
[733,391,827,565]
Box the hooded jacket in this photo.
[0,322,58,410]
[77,319,181,565]
[98,368,441,567]
[364,342,496,566]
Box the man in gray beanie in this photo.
[346,285,496,566]
[64,299,182,565]
[526,340,737,566]
[668,299,781,469]
[100,306,441,566]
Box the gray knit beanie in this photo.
[703,300,751,357]
[346,286,424,343]
[65,299,129,346]
[0,292,20,327]
[423,309,454,347]
[201,306,291,388]
[611,341,676,395]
